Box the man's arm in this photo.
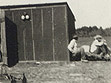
[68,40,75,53]
[95,40,104,46]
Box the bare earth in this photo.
[0,61,111,83]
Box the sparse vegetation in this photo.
[76,26,111,37]
[77,36,111,48]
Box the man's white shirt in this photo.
[68,39,78,53]
[90,39,106,53]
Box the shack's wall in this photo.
[1,3,75,63]
[67,5,76,41]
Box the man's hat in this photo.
[73,35,78,39]
[94,35,102,39]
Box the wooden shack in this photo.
[0,2,76,66]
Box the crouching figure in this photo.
[68,35,88,62]
[82,35,111,61]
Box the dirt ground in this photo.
[0,61,111,83]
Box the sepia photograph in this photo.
[0,0,111,83]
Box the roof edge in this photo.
[0,2,67,9]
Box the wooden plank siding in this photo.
[53,7,68,61]
[32,9,43,61]
[42,8,53,61]
[0,3,76,64]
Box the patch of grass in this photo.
[1,62,111,83]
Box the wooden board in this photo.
[53,7,68,61]
[42,8,53,61]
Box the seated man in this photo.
[68,35,88,62]
[90,35,111,60]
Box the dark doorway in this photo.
[5,17,19,67]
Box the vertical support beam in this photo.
[0,9,7,64]
[23,28,26,60]
[41,9,44,59]
[31,9,35,61]
[41,9,44,38]
[65,6,70,62]
[52,8,55,61]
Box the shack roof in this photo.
[0,2,67,9]
[0,2,76,21]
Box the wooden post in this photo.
[0,9,8,65]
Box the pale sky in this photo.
[0,0,111,29]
